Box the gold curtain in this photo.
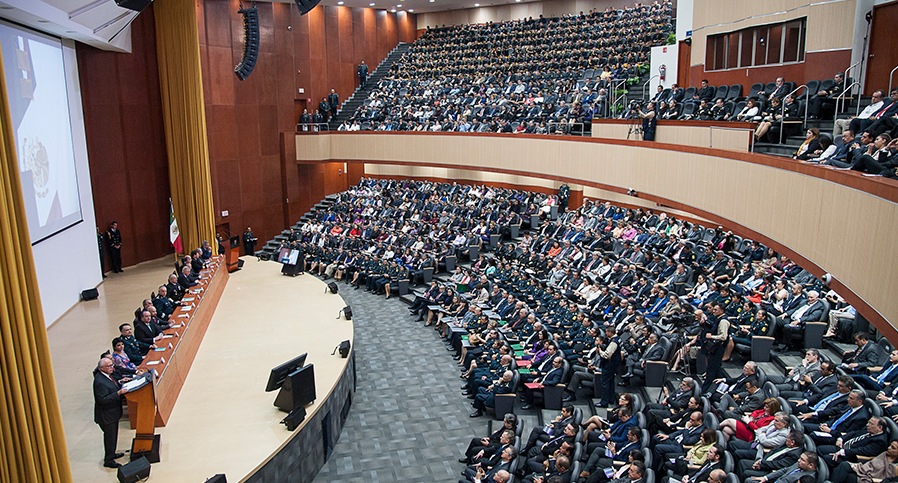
[154,0,216,254]
[0,40,72,483]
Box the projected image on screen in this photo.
[0,22,82,244]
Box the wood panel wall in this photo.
[77,7,172,267]
[197,0,416,247]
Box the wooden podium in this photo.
[125,377,160,462]
[227,235,240,272]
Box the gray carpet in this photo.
[312,281,488,482]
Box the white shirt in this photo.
[858,100,885,119]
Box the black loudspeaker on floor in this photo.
[116,456,150,483]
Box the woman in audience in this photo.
[754,96,782,142]
[661,428,718,474]
[793,128,822,160]
[830,440,898,483]
[111,337,141,374]
[806,135,836,162]
[580,393,635,442]
[687,273,710,304]
[717,397,779,443]
[734,97,760,122]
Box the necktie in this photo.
[844,433,869,448]
[877,365,896,385]
[831,408,856,430]
[813,392,840,411]
[768,447,791,460]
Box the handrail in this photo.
[889,65,898,96]
[834,81,861,120]
[779,85,807,145]
[643,74,660,101]
[296,122,330,132]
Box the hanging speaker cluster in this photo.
[294,0,322,16]
[234,6,259,81]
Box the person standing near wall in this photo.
[358,60,368,88]
[243,227,257,257]
[105,221,123,273]
[97,226,106,278]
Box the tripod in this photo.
[626,111,642,140]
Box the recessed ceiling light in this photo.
[397,3,401,6]
[408,8,413,11]
[474,3,479,5]
[390,8,396,11]
[369,2,375,4]
[338,1,343,3]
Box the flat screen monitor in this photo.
[288,363,316,409]
[277,247,291,264]
[265,353,307,392]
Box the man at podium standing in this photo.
[94,358,130,468]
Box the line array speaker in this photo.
[294,0,321,16]
[234,7,259,81]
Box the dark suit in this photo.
[135,320,163,345]
[93,371,123,464]
[738,446,802,480]
[842,342,882,372]
[805,407,868,442]
[816,429,888,467]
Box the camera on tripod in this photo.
[629,100,644,112]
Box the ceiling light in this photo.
[408,8,414,11]
[338,1,343,3]
[369,2,375,4]
[391,8,396,11]
[397,3,402,6]
[474,2,479,5]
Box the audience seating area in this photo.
[264,177,897,483]
[339,2,673,133]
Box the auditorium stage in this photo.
[49,256,353,482]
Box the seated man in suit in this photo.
[839,332,882,374]
[152,285,180,321]
[460,445,517,483]
[815,416,888,469]
[644,378,697,431]
[582,426,642,478]
[525,455,571,483]
[749,451,818,483]
[803,389,868,445]
[526,423,577,460]
[118,323,154,365]
[462,413,517,464]
[720,379,765,419]
[781,361,838,410]
[602,459,647,483]
[134,310,164,345]
[621,333,665,384]
[851,348,898,395]
[777,290,826,351]
[737,430,804,481]
[585,407,638,454]
[662,442,724,483]
[523,404,575,453]
[521,356,565,410]
[470,370,515,418]
[793,374,852,418]
[711,361,759,407]
[178,264,199,290]
[651,411,706,467]
[766,349,822,393]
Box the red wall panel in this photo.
[77,6,171,267]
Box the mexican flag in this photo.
[169,199,182,254]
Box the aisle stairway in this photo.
[328,43,412,129]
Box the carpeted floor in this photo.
[312,280,491,483]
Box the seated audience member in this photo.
[461,413,517,464]
[178,265,199,289]
[767,349,821,392]
[460,446,516,483]
[152,285,179,320]
[748,451,819,483]
[762,77,789,102]
[694,79,715,102]
[848,133,898,177]
[651,411,706,466]
[200,240,213,259]
[775,290,826,350]
[118,323,154,365]
[736,430,804,481]
[134,310,164,345]
[792,128,822,160]
[718,397,779,442]
[851,349,898,393]
[643,378,696,430]
[523,404,576,453]
[802,389,868,444]
[754,97,783,142]
[470,370,515,418]
[839,332,882,374]
[709,361,759,405]
[808,72,845,119]
[165,273,184,302]
[815,416,888,469]
[828,439,898,483]
[728,412,790,455]
[110,337,142,375]
[835,89,885,137]
[734,98,760,122]
[661,441,723,483]
[580,450,645,483]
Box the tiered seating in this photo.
[345,2,673,133]
[271,177,894,483]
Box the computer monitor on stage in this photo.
[265,353,308,392]
[274,364,317,413]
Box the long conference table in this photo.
[124,255,229,456]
